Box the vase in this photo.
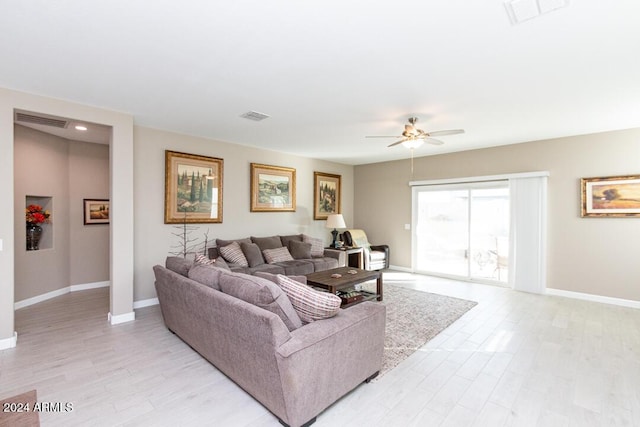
[26,223,43,251]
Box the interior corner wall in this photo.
[133,126,355,301]
[14,125,71,301]
[354,127,640,302]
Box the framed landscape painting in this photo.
[164,150,224,224]
[581,175,640,217]
[250,163,296,212]
[83,199,109,225]
[314,172,341,220]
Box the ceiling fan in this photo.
[366,117,465,148]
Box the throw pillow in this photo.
[276,274,342,323]
[194,253,231,271]
[165,256,193,277]
[219,273,303,331]
[188,263,224,290]
[219,241,249,267]
[279,234,303,247]
[303,234,324,258]
[288,240,312,260]
[240,242,266,267]
[263,247,294,264]
[255,271,308,285]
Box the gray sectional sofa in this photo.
[208,234,340,275]
[154,257,386,427]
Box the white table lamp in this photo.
[326,214,346,248]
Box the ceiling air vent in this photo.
[240,111,270,122]
[15,112,69,128]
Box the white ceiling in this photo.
[2,1,639,165]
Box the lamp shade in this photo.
[325,213,346,229]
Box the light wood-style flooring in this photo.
[2,272,640,426]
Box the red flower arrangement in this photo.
[26,204,51,225]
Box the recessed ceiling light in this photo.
[240,111,270,121]
[75,125,88,131]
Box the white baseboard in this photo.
[546,288,640,309]
[134,298,159,309]
[15,287,69,310]
[388,264,413,273]
[0,332,18,350]
[15,281,111,310]
[108,311,136,325]
[70,281,110,292]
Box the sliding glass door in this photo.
[414,182,509,284]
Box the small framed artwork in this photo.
[314,172,341,220]
[83,199,110,225]
[250,163,296,212]
[165,150,224,224]
[581,175,640,217]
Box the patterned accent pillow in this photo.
[194,253,231,271]
[219,241,249,267]
[303,234,324,258]
[276,274,342,323]
[263,247,294,264]
[194,253,215,265]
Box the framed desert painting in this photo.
[250,163,296,212]
[314,172,341,220]
[83,199,109,225]
[581,175,640,217]
[164,150,224,224]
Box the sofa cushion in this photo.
[240,242,266,267]
[165,256,192,277]
[306,257,339,271]
[219,273,303,331]
[219,241,249,267]
[263,247,294,264]
[280,234,303,247]
[255,271,308,285]
[251,235,284,252]
[216,237,252,248]
[275,260,314,275]
[303,234,325,258]
[288,240,312,260]
[188,263,225,290]
[276,275,341,323]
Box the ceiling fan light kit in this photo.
[366,117,464,150]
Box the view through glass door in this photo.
[414,182,509,284]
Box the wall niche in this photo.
[25,195,53,251]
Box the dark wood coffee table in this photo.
[305,267,383,307]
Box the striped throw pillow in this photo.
[194,253,215,265]
[303,234,324,258]
[263,247,294,264]
[276,274,341,323]
[219,241,249,267]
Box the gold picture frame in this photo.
[164,150,224,223]
[314,172,341,220]
[581,175,640,217]
[250,163,296,212]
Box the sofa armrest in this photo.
[323,248,346,266]
[274,302,385,426]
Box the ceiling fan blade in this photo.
[387,139,407,147]
[427,129,465,137]
[365,135,402,138]
[425,138,445,145]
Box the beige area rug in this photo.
[363,283,478,376]
[0,389,40,427]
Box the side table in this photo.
[324,247,364,269]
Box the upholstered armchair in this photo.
[341,229,389,271]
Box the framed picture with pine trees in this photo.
[314,171,341,220]
[164,150,224,223]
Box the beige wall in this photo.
[354,128,640,301]
[13,125,110,301]
[133,126,355,301]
